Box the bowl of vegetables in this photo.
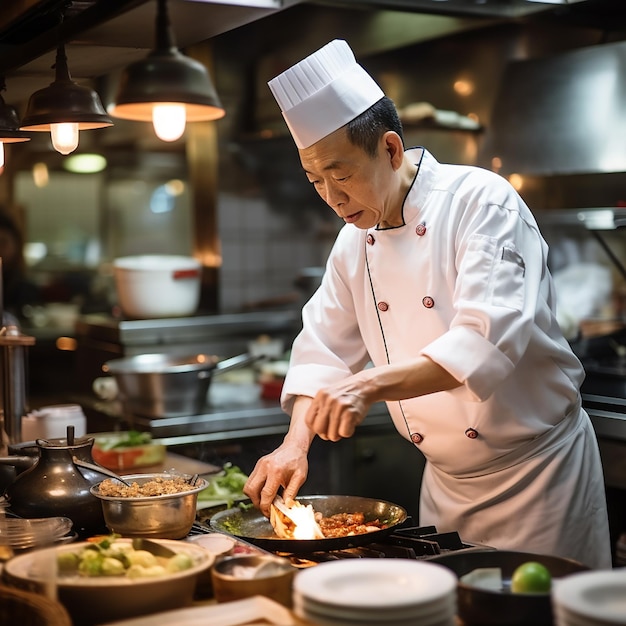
[2,535,215,626]
[91,431,166,471]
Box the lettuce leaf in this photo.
[198,463,249,508]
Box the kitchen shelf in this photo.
[535,207,626,230]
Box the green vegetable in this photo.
[166,553,193,572]
[197,463,249,508]
[97,431,152,451]
[57,551,80,573]
[127,550,158,568]
[127,564,167,579]
[101,557,126,576]
[511,561,552,593]
[57,536,195,580]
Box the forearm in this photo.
[283,395,317,450]
[360,355,462,405]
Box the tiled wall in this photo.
[217,190,338,313]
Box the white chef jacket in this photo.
[282,148,612,569]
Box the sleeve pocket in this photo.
[493,244,525,310]
[459,235,525,311]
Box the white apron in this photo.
[282,148,612,569]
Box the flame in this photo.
[270,496,324,540]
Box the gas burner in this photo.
[268,524,493,567]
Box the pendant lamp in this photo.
[20,44,113,155]
[109,0,225,142]
[0,78,31,169]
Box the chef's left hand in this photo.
[305,374,372,441]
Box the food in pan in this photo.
[270,496,388,540]
[318,512,387,538]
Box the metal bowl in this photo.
[90,473,208,540]
[102,353,219,418]
[102,352,256,418]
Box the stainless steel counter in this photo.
[82,381,392,447]
[75,310,302,353]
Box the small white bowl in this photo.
[186,533,236,556]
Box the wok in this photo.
[209,494,408,553]
[428,550,589,626]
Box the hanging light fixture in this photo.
[109,0,225,142]
[0,78,31,169]
[20,43,113,155]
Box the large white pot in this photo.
[113,255,202,319]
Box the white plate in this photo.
[293,590,454,620]
[294,603,455,626]
[294,591,455,624]
[552,569,626,624]
[293,559,457,609]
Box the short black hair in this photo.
[346,97,404,157]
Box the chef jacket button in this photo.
[367,233,375,245]
[415,222,427,236]
[422,296,435,309]
[410,432,424,444]
[465,428,479,439]
[377,301,389,312]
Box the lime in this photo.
[511,561,552,593]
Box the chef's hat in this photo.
[268,39,385,149]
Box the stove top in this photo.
[190,517,494,568]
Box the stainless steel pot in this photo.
[102,352,261,418]
[209,494,408,553]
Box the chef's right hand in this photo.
[243,442,309,517]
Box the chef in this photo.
[243,39,612,569]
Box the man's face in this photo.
[299,128,398,230]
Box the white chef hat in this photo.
[268,39,385,149]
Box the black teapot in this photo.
[3,429,110,535]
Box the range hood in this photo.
[487,39,626,175]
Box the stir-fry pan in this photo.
[209,494,408,553]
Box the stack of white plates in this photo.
[552,568,626,626]
[292,558,457,626]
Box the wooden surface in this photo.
[133,452,221,476]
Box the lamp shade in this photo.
[109,0,224,126]
[109,48,225,122]
[0,94,30,143]
[20,45,113,132]
[20,79,113,131]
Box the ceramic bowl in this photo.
[2,538,215,626]
[210,554,296,608]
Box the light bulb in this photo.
[152,104,186,142]
[0,142,4,169]
[51,122,79,155]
